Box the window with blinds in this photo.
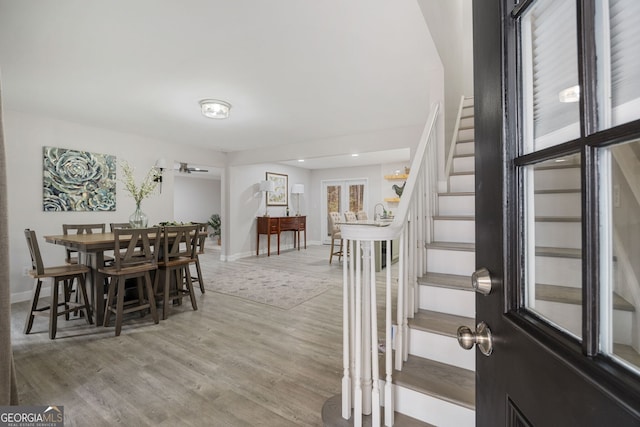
[522,0,580,153]
[609,0,640,126]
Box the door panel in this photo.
[473,0,640,425]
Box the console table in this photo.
[256,216,306,256]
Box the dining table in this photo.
[44,230,206,326]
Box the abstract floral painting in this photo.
[43,146,117,211]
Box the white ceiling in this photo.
[0,0,437,167]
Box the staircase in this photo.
[322,96,640,426]
[385,97,477,426]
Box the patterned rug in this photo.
[202,265,338,310]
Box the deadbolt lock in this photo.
[472,267,492,295]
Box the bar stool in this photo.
[99,227,160,336]
[328,212,343,264]
[155,225,199,320]
[23,229,93,339]
[190,222,207,294]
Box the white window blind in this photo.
[610,0,640,125]
[525,0,580,148]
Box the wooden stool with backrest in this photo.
[109,223,131,232]
[155,224,199,320]
[328,212,344,264]
[23,229,93,339]
[62,223,112,265]
[190,222,207,294]
[99,226,160,336]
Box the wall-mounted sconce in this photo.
[259,180,275,216]
[291,184,304,216]
[154,158,167,193]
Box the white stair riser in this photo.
[535,222,581,249]
[438,194,475,216]
[426,248,475,276]
[456,141,475,156]
[535,192,581,217]
[458,128,474,142]
[453,156,475,173]
[378,382,475,427]
[462,97,474,108]
[459,117,474,129]
[462,106,474,117]
[409,328,475,371]
[434,219,475,244]
[534,300,633,345]
[449,174,475,193]
[419,284,475,317]
[534,168,580,191]
[536,255,582,287]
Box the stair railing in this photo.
[340,103,441,427]
[443,95,468,189]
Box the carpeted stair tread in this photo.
[410,309,474,337]
[534,163,581,171]
[438,192,475,197]
[535,189,581,194]
[613,344,640,367]
[450,171,474,176]
[433,215,474,221]
[535,216,581,222]
[426,242,475,252]
[536,284,635,311]
[322,394,435,427]
[535,246,581,258]
[392,355,475,410]
[453,153,475,158]
[418,272,473,291]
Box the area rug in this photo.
[203,266,338,310]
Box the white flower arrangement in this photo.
[120,161,160,206]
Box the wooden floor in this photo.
[11,243,346,426]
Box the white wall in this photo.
[417,0,474,148]
[5,110,226,301]
[173,175,221,225]
[224,163,311,260]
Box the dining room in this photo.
[10,240,348,426]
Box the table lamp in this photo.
[291,184,304,216]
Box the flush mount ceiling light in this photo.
[199,99,231,119]
[558,85,580,103]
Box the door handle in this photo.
[457,321,493,356]
[472,267,492,295]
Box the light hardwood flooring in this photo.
[11,243,347,426]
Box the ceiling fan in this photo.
[177,162,209,174]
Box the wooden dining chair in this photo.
[99,227,160,336]
[23,229,93,339]
[155,225,199,320]
[62,223,108,265]
[328,212,344,264]
[190,222,207,294]
[109,222,132,232]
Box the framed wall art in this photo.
[266,172,288,206]
[43,146,117,211]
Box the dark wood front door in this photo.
[473,0,640,425]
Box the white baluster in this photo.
[354,240,363,427]
[395,231,405,372]
[368,241,381,426]
[342,238,351,420]
[361,240,372,416]
[384,238,394,427]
